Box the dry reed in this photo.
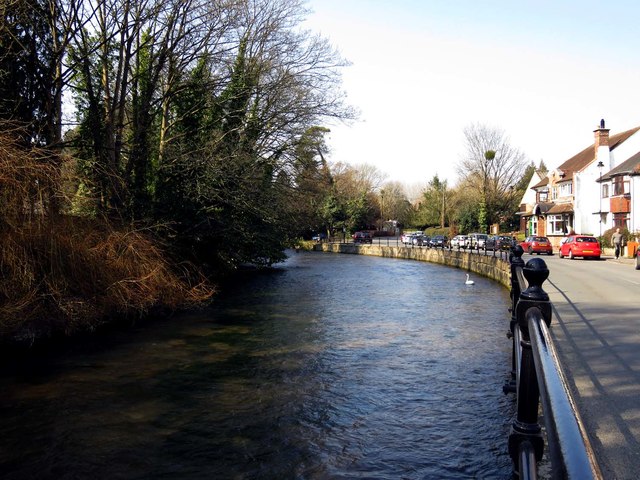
[0,125,214,344]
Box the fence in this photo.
[505,245,602,479]
[323,234,513,260]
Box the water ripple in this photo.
[0,251,518,479]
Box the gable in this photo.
[557,126,640,175]
[602,151,640,179]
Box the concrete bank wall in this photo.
[313,243,511,288]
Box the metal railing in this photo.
[505,245,602,479]
[323,235,513,260]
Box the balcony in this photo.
[610,195,631,213]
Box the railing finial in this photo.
[520,258,552,326]
[522,258,549,296]
[510,244,525,266]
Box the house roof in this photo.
[601,151,640,180]
[557,126,640,176]
[531,177,549,189]
[532,202,554,215]
[547,203,573,214]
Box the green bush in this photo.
[601,227,633,248]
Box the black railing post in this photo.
[509,244,525,327]
[503,245,525,395]
[508,257,552,477]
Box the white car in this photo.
[451,235,468,249]
[401,232,422,245]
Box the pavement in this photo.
[536,252,640,480]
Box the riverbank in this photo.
[0,217,214,347]
[312,243,511,288]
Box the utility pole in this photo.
[441,181,446,228]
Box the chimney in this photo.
[593,118,610,166]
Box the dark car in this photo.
[485,235,498,251]
[352,231,373,244]
[636,247,640,270]
[486,235,514,251]
[520,236,553,255]
[496,235,515,251]
[430,235,448,248]
[412,234,430,246]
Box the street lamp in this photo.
[380,189,385,230]
[597,160,604,238]
[483,150,496,234]
[380,189,386,246]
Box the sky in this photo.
[303,0,640,193]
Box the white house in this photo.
[519,120,640,247]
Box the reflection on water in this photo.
[0,251,517,479]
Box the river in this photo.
[0,250,518,479]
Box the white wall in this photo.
[631,176,640,235]
[574,164,603,236]
[518,171,542,207]
[610,130,640,169]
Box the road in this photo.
[523,252,640,480]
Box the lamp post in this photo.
[597,161,604,238]
[483,150,496,234]
[380,189,385,246]
[380,189,385,230]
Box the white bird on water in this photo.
[465,274,475,285]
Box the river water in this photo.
[0,251,518,479]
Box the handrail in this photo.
[506,245,602,479]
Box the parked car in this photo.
[558,235,601,259]
[311,232,327,242]
[352,231,373,244]
[497,235,515,251]
[429,235,448,248]
[468,233,488,249]
[450,235,467,249]
[520,236,553,255]
[636,247,640,270]
[485,235,514,251]
[401,232,416,244]
[485,235,498,251]
[412,234,430,246]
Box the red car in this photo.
[520,236,553,255]
[558,235,601,260]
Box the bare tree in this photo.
[380,181,412,225]
[457,123,528,231]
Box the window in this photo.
[547,215,566,235]
[559,182,572,196]
[613,213,628,229]
[552,187,558,200]
[538,191,548,202]
[612,177,630,196]
[602,183,609,198]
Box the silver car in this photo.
[469,233,488,249]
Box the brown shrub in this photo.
[0,218,214,343]
[0,124,214,344]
